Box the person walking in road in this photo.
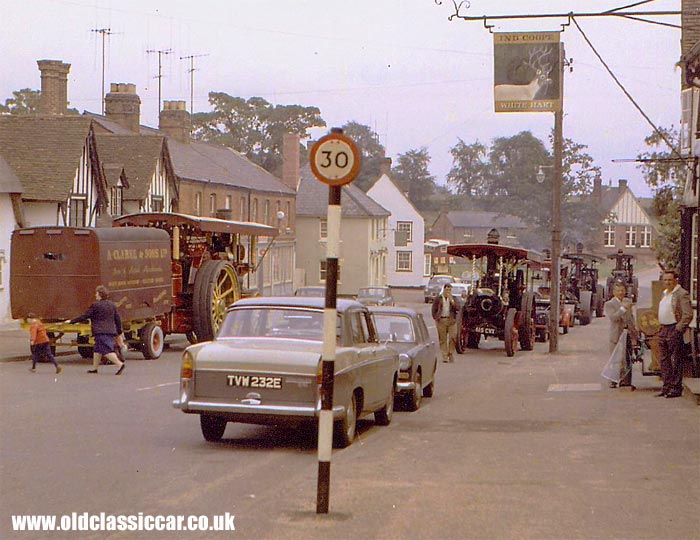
[604,282,638,389]
[432,283,459,363]
[67,285,125,375]
[656,269,693,398]
[27,313,62,374]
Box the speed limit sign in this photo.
[309,132,361,186]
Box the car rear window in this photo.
[218,307,336,341]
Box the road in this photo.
[1,294,699,540]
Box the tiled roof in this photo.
[600,186,621,212]
[446,210,527,229]
[0,154,23,194]
[0,115,93,201]
[86,112,294,196]
[296,164,390,217]
[95,134,166,200]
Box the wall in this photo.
[0,195,16,325]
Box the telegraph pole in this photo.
[180,53,209,132]
[92,28,114,115]
[146,48,173,113]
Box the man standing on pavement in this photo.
[604,282,638,389]
[657,269,693,398]
[432,283,458,363]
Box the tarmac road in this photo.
[0,291,698,540]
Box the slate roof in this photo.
[0,154,23,194]
[86,112,294,196]
[296,164,389,218]
[95,134,166,200]
[0,115,94,201]
[445,210,527,229]
[600,185,622,212]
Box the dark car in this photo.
[370,306,438,411]
[357,286,394,306]
[424,274,457,304]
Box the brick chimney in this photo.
[379,157,392,177]
[593,175,602,205]
[282,133,300,191]
[618,179,628,190]
[105,83,141,133]
[37,60,70,115]
[159,100,190,143]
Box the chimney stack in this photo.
[105,83,141,133]
[618,179,628,190]
[37,60,70,115]
[379,157,392,177]
[593,175,602,205]
[159,100,190,143]
[282,133,300,191]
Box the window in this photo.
[640,225,652,248]
[251,199,258,222]
[225,195,231,210]
[319,260,340,282]
[110,186,123,216]
[195,192,202,216]
[69,198,86,227]
[264,200,270,225]
[604,224,615,247]
[423,253,432,277]
[240,197,246,221]
[625,226,637,248]
[210,194,217,215]
[286,201,291,226]
[151,195,164,212]
[320,219,328,239]
[396,251,412,272]
[395,221,412,243]
[440,245,447,253]
[349,312,368,344]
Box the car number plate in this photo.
[475,325,497,335]
[226,374,283,389]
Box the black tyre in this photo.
[579,291,592,326]
[139,322,164,359]
[333,392,357,448]
[504,308,518,357]
[200,414,227,442]
[77,334,93,359]
[596,285,605,317]
[519,292,536,351]
[185,331,198,345]
[467,331,480,349]
[374,378,395,426]
[455,325,467,354]
[193,261,241,343]
[406,369,422,412]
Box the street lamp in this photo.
[536,165,553,184]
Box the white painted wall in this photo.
[367,174,426,287]
[0,195,16,325]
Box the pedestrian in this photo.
[432,283,459,363]
[603,282,638,390]
[656,269,693,398]
[66,285,125,375]
[27,313,62,374]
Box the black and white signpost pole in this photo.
[309,128,360,514]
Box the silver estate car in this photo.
[173,297,399,448]
[370,307,439,411]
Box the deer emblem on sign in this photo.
[495,46,555,102]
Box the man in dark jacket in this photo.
[68,285,125,375]
[432,283,459,363]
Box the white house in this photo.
[0,156,23,326]
[367,162,426,288]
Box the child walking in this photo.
[28,313,62,374]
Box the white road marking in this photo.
[137,381,179,392]
[547,383,602,392]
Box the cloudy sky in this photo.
[0,0,682,197]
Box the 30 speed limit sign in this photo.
[309,132,361,186]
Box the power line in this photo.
[179,53,209,116]
[146,48,174,113]
[91,28,115,115]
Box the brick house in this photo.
[429,210,527,246]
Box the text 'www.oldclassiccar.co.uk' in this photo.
[12,512,235,532]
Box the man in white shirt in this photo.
[657,269,693,398]
[431,283,458,363]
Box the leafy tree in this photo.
[191,92,326,174]
[338,121,387,191]
[637,126,685,270]
[1,88,41,115]
[391,147,437,211]
[446,139,488,198]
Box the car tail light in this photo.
[181,351,193,379]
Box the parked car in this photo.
[357,286,394,306]
[294,286,325,297]
[173,297,399,448]
[424,274,458,304]
[449,283,471,308]
[370,307,438,411]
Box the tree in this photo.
[391,148,437,211]
[637,126,686,270]
[338,121,387,191]
[446,139,488,198]
[191,92,326,174]
[1,88,41,115]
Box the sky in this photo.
[0,0,683,198]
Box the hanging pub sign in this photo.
[494,31,562,113]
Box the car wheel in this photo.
[518,292,535,351]
[504,308,518,357]
[455,325,466,354]
[139,322,164,359]
[579,291,592,326]
[333,392,357,448]
[406,370,422,412]
[374,378,395,426]
[77,334,93,359]
[200,415,227,442]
